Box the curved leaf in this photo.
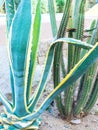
[8,0,32,116]
[24,42,98,121]
[26,0,41,105]
[28,38,93,111]
[5,0,15,107]
[0,92,13,113]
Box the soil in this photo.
[39,81,98,130]
[39,101,98,130]
[0,82,97,130]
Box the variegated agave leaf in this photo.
[8,0,32,116]
[17,42,98,122]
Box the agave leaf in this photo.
[5,0,15,106]
[4,0,16,110]
[9,71,15,106]
[28,38,93,111]
[0,92,13,113]
[51,38,93,49]
[8,0,32,116]
[26,0,41,105]
[24,42,98,121]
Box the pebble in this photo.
[92,119,98,123]
[85,124,89,127]
[64,124,71,129]
[70,119,81,125]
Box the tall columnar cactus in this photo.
[48,0,98,120]
[0,0,98,129]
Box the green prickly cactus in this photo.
[48,0,98,120]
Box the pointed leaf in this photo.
[28,38,93,111]
[24,42,98,121]
[9,0,32,116]
[26,0,41,104]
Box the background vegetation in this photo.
[0,0,97,13]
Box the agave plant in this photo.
[48,0,98,120]
[0,0,98,129]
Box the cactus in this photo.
[48,0,98,120]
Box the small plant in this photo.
[48,0,98,120]
[0,0,98,129]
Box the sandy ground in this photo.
[37,80,98,130]
[0,81,97,130]
[40,107,98,130]
[39,82,98,130]
[40,112,98,130]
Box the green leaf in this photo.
[9,0,32,116]
[52,38,93,49]
[26,0,41,105]
[24,42,98,121]
[0,91,13,113]
[28,38,93,112]
[5,0,15,107]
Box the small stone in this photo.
[70,119,81,125]
[64,124,70,129]
[85,124,89,127]
[92,119,98,123]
